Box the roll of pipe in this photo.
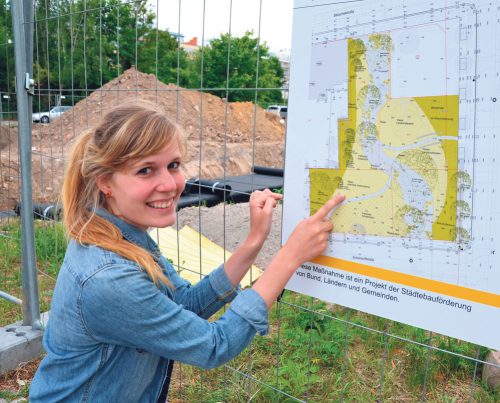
[188,179,232,198]
[177,193,221,209]
[252,165,284,177]
[182,177,197,195]
[14,202,62,221]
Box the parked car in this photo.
[266,105,287,120]
[32,105,72,123]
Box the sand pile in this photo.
[0,68,285,210]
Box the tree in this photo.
[3,0,192,114]
[136,28,191,87]
[0,0,14,97]
[31,0,186,109]
[187,31,284,106]
[33,0,156,91]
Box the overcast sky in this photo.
[153,0,294,53]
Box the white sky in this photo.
[153,0,294,53]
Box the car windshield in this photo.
[50,106,70,113]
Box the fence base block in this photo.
[0,312,49,375]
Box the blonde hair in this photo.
[62,101,184,286]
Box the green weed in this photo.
[0,219,66,327]
[0,384,30,400]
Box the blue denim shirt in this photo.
[30,210,269,402]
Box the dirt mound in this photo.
[1,126,19,210]
[1,68,285,210]
[0,126,17,151]
[33,68,284,144]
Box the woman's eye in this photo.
[168,161,181,170]
[137,167,152,175]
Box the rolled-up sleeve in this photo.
[208,264,240,303]
[163,259,239,319]
[80,262,269,369]
[229,289,269,336]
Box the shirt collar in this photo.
[96,208,162,261]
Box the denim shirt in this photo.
[30,210,269,402]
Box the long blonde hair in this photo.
[62,101,184,286]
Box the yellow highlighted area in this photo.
[414,96,459,241]
[156,225,262,287]
[312,255,500,308]
[310,34,459,242]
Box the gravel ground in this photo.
[175,202,283,269]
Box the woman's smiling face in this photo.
[98,140,186,230]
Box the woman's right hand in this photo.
[282,194,345,267]
[252,194,345,309]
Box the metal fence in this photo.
[1,0,499,401]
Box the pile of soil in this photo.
[1,125,19,210]
[0,68,285,210]
[0,126,17,151]
[1,125,61,212]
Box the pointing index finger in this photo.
[313,194,345,220]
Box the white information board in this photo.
[283,0,500,349]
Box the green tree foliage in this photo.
[187,31,284,106]
[33,0,150,89]
[0,0,14,95]
[0,0,16,118]
[136,28,191,87]
[2,2,284,112]
[31,0,183,109]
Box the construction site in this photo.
[1,68,285,212]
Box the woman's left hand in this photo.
[223,189,283,287]
[248,189,283,244]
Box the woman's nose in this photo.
[156,170,177,192]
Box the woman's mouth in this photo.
[146,200,174,209]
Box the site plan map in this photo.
[283,0,500,348]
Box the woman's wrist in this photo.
[252,249,299,309]
[273,247,301,274]
[244,231,266,252]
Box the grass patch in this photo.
[168,292,497,402]
[0,218,66,327]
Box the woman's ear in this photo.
[95,175,111,195]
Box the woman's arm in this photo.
[253,194,345,309]
[81,262,269,370]
[80,194,344,370]
[223,189,282,287]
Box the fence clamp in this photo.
[25,73,35,96]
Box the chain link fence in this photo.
[1,0,499,401]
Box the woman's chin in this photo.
[150,215,177,229]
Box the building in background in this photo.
[181,37,200,56]
[271,49,290,101]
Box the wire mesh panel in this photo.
[0,0,24,327]
[3,0,500,401]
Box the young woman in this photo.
[29,102,345,402]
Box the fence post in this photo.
[11,0,41,330]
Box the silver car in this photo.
[32,105,72,123]
[266,105,287,120]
